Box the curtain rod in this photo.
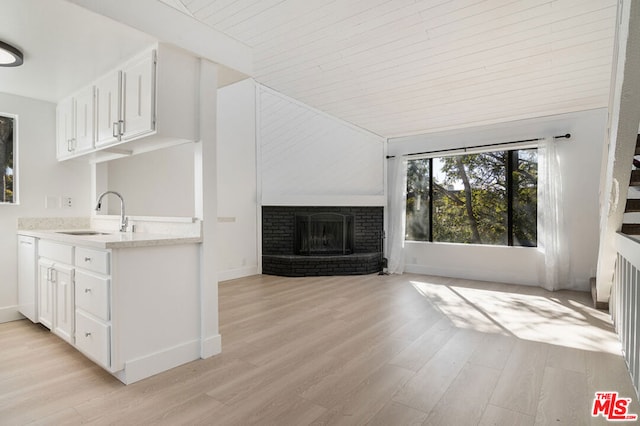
[385,133,571,159]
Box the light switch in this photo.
[45,195,60,209]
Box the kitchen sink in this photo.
[56,231,111,236]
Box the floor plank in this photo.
[0,273,636,425]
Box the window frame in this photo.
[0,112,18,205]
[405,147,537,247]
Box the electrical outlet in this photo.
[62,196,72,208]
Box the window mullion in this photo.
[429,158,433,242]
[507,150,514,246]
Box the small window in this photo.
[406,148,538,246]
[0,114,16,204]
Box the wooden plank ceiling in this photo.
[162,0,617,138]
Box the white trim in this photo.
[114,339,201,384]
[218,266,259,282]
[255,80,263,274]
[404,263,539,287]
[0,306,23,323]
[261,195,386,207]
[201,334,222,359]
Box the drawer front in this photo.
[75,270,110,321]
[75,311,110,368]
[75,247,110,274]
[39,240,73,264]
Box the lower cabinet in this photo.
[74,267,111,368]
[75,310,110,367]
[32,237,201,384]
[38,258,75,344]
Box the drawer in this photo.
[39,240,73,264]
[75,270,110,321]
[75,247,110,274]
[75,310,110,368]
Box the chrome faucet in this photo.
[95,191,128,232]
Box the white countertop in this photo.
[17,229,202,249]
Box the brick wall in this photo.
[262,206,383,254]
[262,206,384,276]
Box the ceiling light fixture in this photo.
[0,41,23,67]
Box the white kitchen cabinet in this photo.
[95,50,155,147]
[37,261,53,329]
[74,248,112,369]
[121,51,155,140]
[38,259,74,344]
[56,86,95,160]
[53,263,75,343]
[95,71,121,146]
[25,232,202,385]
[18,236,38,322]
[59,43,198,162]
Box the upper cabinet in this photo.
[57,44,198,163]
[57,86,95,160]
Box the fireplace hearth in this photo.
[262,206,383,277]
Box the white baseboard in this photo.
[115,339,201,384]
[201,334,222,358]
[404,264,540,287]
[218,266,259,282]
[0,306,24,324]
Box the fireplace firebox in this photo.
[262,206,383,277]
[295,213,354,255]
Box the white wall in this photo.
[388,108,607,291]
[103,143,195,217]
[216,79,258,281]
[258,85,386,206]
[0,93,90,322]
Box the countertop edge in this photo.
[17,229,202,249]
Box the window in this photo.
[0,114,16,204]
[406,148,537,246]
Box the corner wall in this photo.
[0,93,91,322]
[388,108,607,291]
[216,79,258,281]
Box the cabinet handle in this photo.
[84,288,92,294]
[84,257,92,262]
[119,119,125,136]
[112,122,119,138]
[85,332,92,338]
[67,139,73,152]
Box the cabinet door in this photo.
[121,51,155,140]
[95,71,121,147]
[74,86,95,153]
[56,97,75,159]
[53,264,75,344]
[37,261,53,329]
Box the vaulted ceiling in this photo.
[160,0,617,138]
[0,0,618,139]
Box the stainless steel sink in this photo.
[56,231,110,236]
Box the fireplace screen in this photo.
[295,213,354,255]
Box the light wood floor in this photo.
[1,273,639,425]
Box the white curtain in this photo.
[537,137,570,290]
[387,157,408,274]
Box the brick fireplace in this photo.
[262,206,384,276]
